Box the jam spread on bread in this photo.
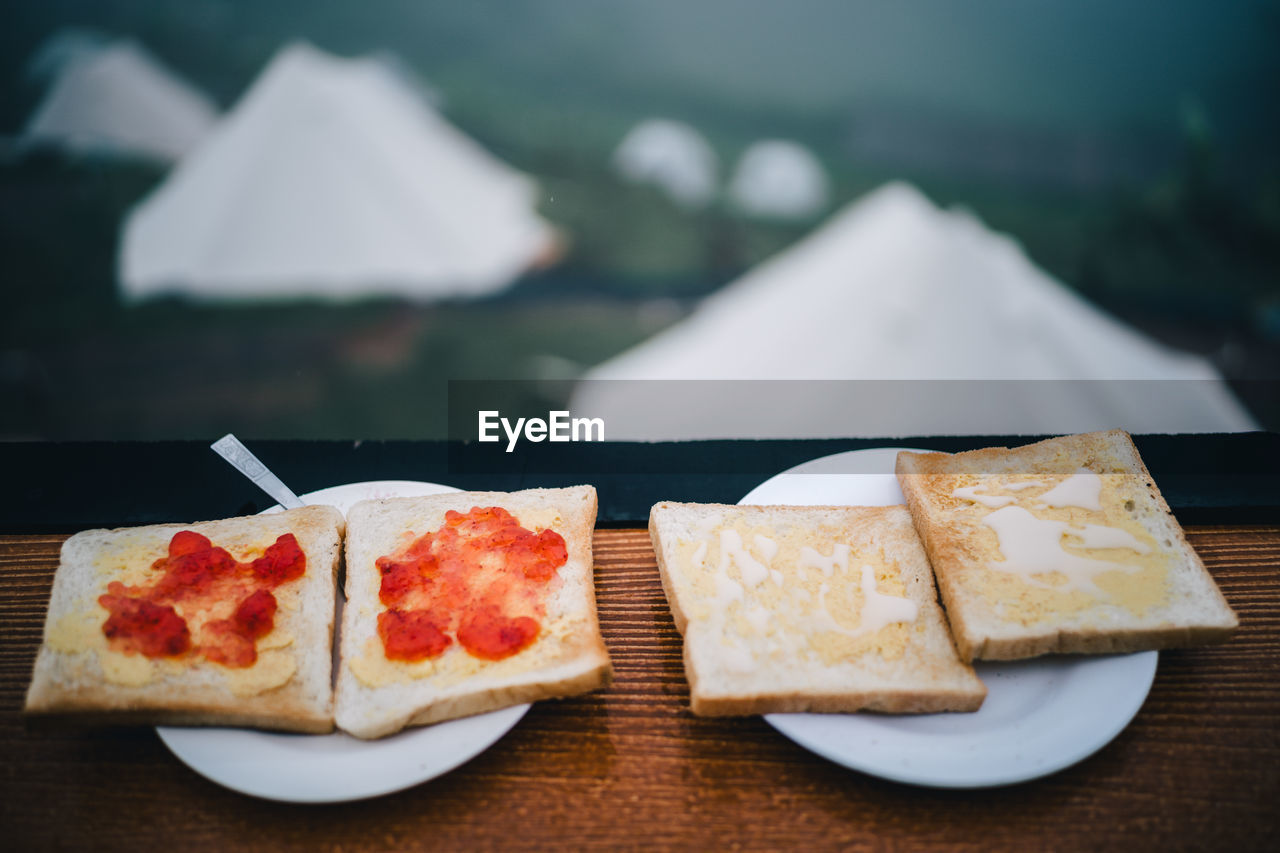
[99,597,191,658]
[98,531,305,667]
[375,506,566,662]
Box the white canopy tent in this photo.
[22,37,218,163]
[119,42,556,302]
[573,183,1255,437]
[728,139,829,220]
[612,118,719,209]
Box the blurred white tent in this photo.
[22,36,218,163]
[573,183,1255,437]
[120,42,557,302]
[728,139,829,220]
[612,119,718,209]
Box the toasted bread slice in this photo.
[334,485,612,739]
[24,505,345,733]
[649,502,986,716]
[896,430,1238,661]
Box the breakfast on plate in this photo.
[24,505,345,733]
[895,430,1237,661]
[648,502,986,716]
[23,485,613,742]
[24,429,1233,770]
[333,485,613,739]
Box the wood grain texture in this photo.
[1,527,1276,852]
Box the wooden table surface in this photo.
[2,526,1277,851]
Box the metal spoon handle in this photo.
[211,433,305,510]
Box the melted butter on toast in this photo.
[948,468,1170,624]
[676,522,919,666]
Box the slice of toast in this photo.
[896,430,1238,661]
[334,485,612,739]
[24,504,345,733]
[648,502,986,716]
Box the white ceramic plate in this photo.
[156,480,532,803]
[741,448,1159,788]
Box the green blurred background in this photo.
[2,0,1277,438]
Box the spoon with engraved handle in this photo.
[210,433,305,510]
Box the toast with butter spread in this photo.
[896,430,1237,661]
[334,485,612,739]
[24,505,345,733]
[649,502,986,716]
